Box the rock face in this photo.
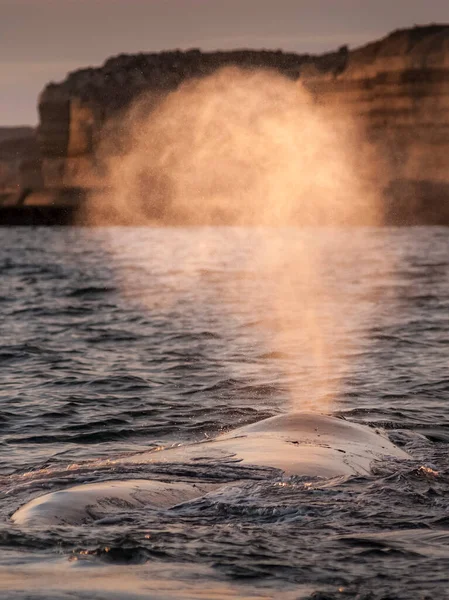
[302,25,449,224]
[0,127,34,144]
[39,50,326,187]
[0,127,41,193]
[36,47,347,189]
[10,25,449,224]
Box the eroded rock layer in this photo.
[303,25,449,223]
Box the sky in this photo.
[1,0,448,125]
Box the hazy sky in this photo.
[1,0,448,125]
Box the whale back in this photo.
[11,413,410,527]
[11,480,216,527]
[122,412,410,477]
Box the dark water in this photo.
[1,227,449,599]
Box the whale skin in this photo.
[11,412,410,527]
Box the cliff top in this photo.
[39,24,449,111]
[39,46,346,110]
[347,24,449,67]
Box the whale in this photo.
[11,412,410,527]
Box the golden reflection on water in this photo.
[0,560,311,599]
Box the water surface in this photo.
[1,227,449,599]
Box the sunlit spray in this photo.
[83,67,387,412]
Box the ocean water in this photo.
[1,226,449,599]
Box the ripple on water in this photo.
[1,227,449,598]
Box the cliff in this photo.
[301,25,449,224]
[0,127,34,144]
[4,25,449,225]
[36,47,347,190]
[0,127,41,192]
